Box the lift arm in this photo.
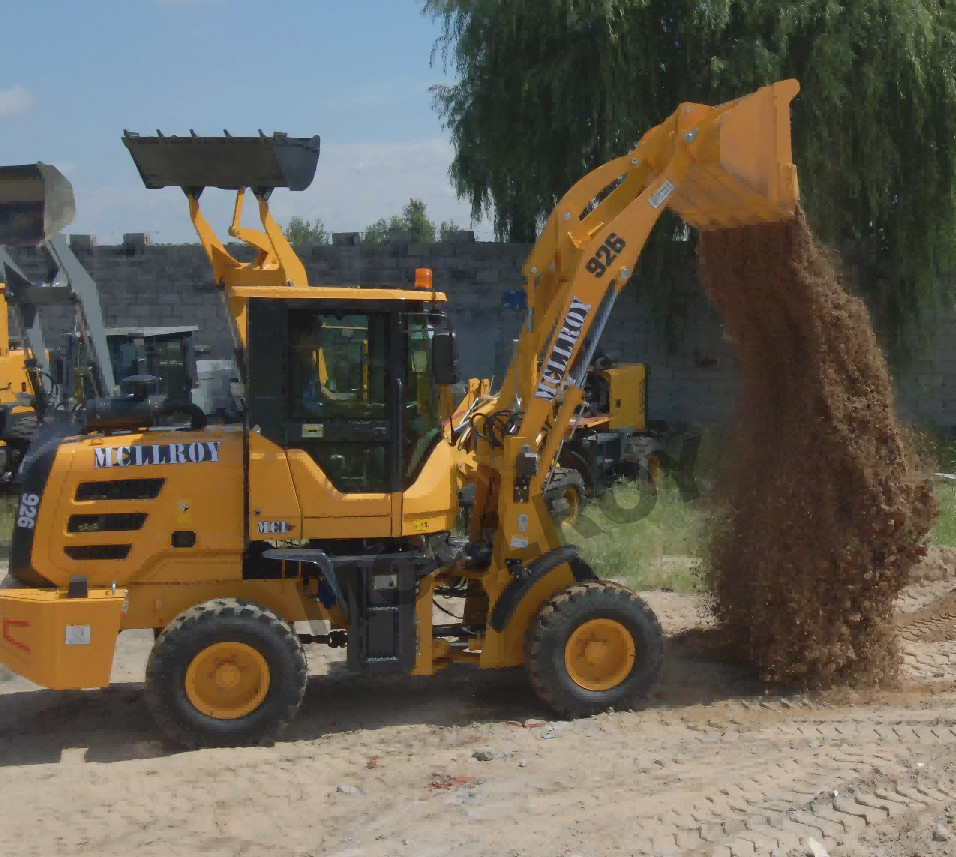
[471,79,801,552]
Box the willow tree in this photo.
[424,1,956,347]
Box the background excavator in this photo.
[0,80,800,747]
[0,162,114,479]
[0,163,202,482]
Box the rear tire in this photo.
[146,599,307,748]
[525,581,664,718]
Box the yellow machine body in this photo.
[0,583,125,689]
[603,365,645,431]
[0,84,801,738]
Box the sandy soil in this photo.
[4,551,956,857]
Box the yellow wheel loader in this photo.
[451,356,686,529]
[544,356,665,527]
[0,81,800,747]
[0,290,37,480]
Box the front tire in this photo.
[525,581,664,718]
[146,598,307,748]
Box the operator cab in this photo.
[246,297,457,494]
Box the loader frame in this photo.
[0,81,802,747]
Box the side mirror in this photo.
[432,330,459,386]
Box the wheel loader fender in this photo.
[488,545,596,633]
[262,547,346,613]
[0,580,126,689]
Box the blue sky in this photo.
[1,0,490,243]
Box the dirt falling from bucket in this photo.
[698,209,936,686]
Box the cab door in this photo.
[246,299,399,540]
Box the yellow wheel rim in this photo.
[184,642,270,720]
[561,486,581,527]
[564,618,636,691]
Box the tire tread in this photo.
[526,581,664,718]
[146,599,307,749]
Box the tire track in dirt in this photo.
[4,556,956,857]
[898,589,956,643]
[894,578,956,614]
[560,707,956,857]
[901,641,956,683]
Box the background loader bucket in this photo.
[0,163,75,246]
[123,132,320,193]
[666,79,801,229]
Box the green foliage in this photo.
[363,216,404,244]
[439,220,464,240]
[403,199,437,242]
[424,1,956,350]
[364,198,438,243]
[283,215,329,245]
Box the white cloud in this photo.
[0,86,35,118]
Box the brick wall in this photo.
[4,235,951,428]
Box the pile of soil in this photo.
[698,209,936,685]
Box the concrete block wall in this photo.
[5,235,955,429]
[10,242,239,361]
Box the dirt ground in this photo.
[5,551,956,857]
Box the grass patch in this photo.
[569,476,956,593]
[888,424,956,548]
[567,478,715,593]
[933,482,956,546]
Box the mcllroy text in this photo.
[93,441,224,468]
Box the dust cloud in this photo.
[698,209,936,685]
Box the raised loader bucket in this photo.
[664,79,801,229]
[122,132,320,193]
[0,163,76,246]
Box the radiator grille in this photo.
[75,478,164,501]
[68,513,147,533]
[64,544,132,561]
